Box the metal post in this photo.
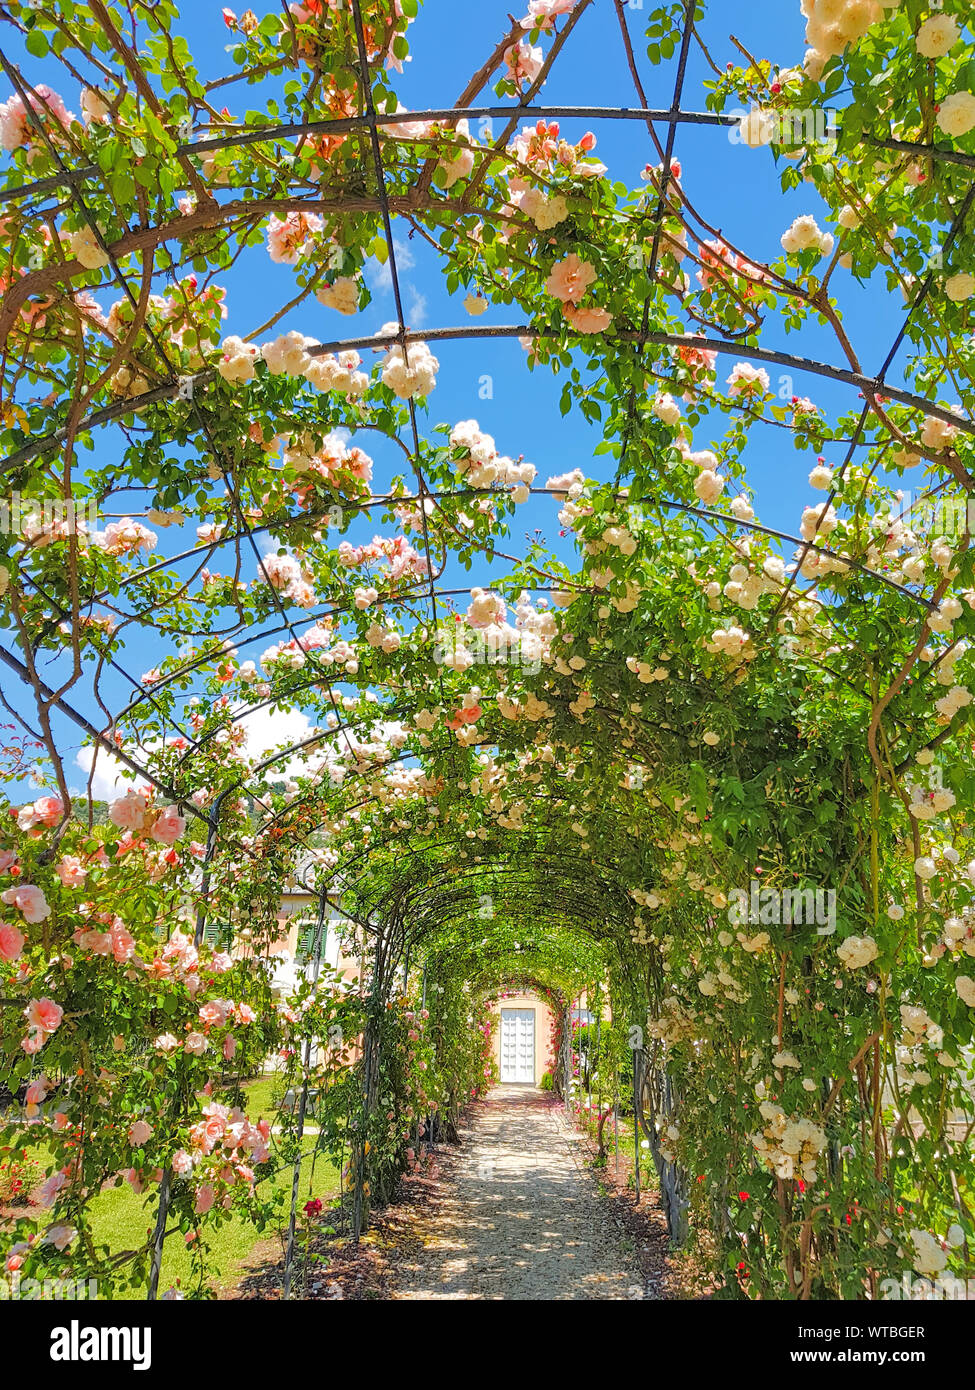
[633,1045,642,1204]
[146,1167,171,1300]
[282,890,328,1299]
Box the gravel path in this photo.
[392,1086,645,1300]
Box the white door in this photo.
[500,1009,535,1083]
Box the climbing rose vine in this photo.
[0,0,975,1301]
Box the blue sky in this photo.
[3,1,927,796]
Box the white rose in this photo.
[946,272,975,303]
[652,393,681,426]
[738,108,774,148]
[916,15,961,60]
[937,92,975,139]
[910,1229,948,1277]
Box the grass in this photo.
[5,1073,342,1300]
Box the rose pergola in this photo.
[0,0,974,1303]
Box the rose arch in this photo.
[0,0,974,1304]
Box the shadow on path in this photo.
[392,1085,644,1300]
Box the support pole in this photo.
[633,1045,643,1204]
[282,890,328,1300]
[146,1167,171,1300]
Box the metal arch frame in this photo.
[1,0,969,799]
[5,323,974,478]
[1,0,974,1276]
[5,0,952,812]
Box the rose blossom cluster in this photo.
[316,276,361,315]
[216,331,370,399]
[266,210,322,265]
[504,40,543,88]
[750,1101,827,1183]
[800,0,899,83]
[337,532,431,584]
[780,214,834,258]
[109,790,186,845]
[304,349,368,396]
[287,432,373,510]
[379,329,440,400]
[521,0,577,29]
[98,519,158,558]
[0,85,74,154]
[161,1102,272,1216]
[16,795,63,835]
[509,120,603,178]
[260,551,317,609]
[544,253,613,334]
[449,420,537,502]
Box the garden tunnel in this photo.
[0,0,974,1309]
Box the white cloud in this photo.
[407,285,428,327]
[238,704,314,772]
[365,238,415,294]
[74,746,149,802]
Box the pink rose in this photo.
[149,805,186,845]
[544,252,596,304]
[55,855,88,888]
[0,921,25,961]
[184,1031,209,1055]
[108,789,149,833]
[223,1034,237,1061]
[2,884,51,922]
[110,922,135,963]
[202,1115,226,1148]
[194,1183,215,1215]
[128,1119,153,1147]
[25,1077,48,1105]
[36,1170,68,1205]
[198,1000,228,1028]
[172,1149,194,1177]
[44,1224,76,1251]
[17,795,63,833]
[27,997,63,1033]
[154,1032,179,1052]
[563,303,613,334]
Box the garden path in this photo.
[392,1086,645,1300]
